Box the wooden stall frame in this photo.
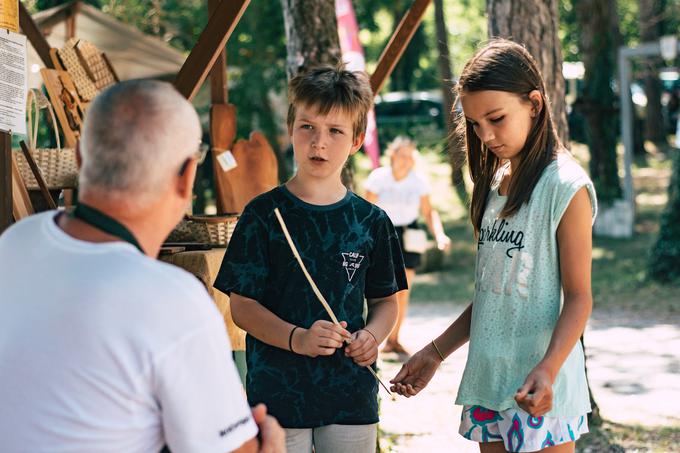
[370,0,432,94]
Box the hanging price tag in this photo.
[216,149,237,172]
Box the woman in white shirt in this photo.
[364,137,450,355]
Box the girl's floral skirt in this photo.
[459,405,588,452]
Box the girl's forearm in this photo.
[230,293,296,350]
[425,209,445,239]
[537,293,592,382]
[433,302,472,358]
[365,295,399,343]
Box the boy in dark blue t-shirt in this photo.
[214,65,407,453]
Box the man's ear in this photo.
[75,141,82,169]
[176,158,197,200]
[528,90,544,118]
[350,132,366,155]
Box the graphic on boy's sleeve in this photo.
[341,252,364,281]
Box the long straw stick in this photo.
[274,208,392,395]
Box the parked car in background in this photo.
[373,91,447,150]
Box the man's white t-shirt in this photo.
[0,212,257,453]
[363,166,431,226]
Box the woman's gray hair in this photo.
[386,136,421,169]
[79,80,201,205]
[385,136,417,158]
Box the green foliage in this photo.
[559,0,579,62]
[357,0,486,92]
[225,0,287,147]
[101,0,208,53]
[648,149,680,283]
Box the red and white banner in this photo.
[335,0,380,168]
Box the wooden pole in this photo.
[208,0,227,104]
[174,0,250,101]
[370,0,432,94]
[0,132,12,233]
[18,1,54,69]
[65,1,80,40]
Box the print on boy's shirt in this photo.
[341,252,364,281]
[477,218,525,258]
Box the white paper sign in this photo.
[0,29,27,135]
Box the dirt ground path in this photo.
[377,302,680,452]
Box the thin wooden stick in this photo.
[274,208,339,324]
[274,208,392,395]
[19,141,57,210]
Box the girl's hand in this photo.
[436,233,451,251]
[514,366,554,417]
[344,329,378,366]
[293,320,351,358]
[389,343,442,397]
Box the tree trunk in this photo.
[639,0,666,145]
[489,0,600,424]
[487,0,569,145]
[279,0,353,187]
[433,0,467,206]
[575,0,622,202]
[571,0,609,425]
[280,0,342,79]
[648,137,680,282]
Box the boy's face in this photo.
[290,103,364,183]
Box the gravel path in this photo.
[377,302,680,452]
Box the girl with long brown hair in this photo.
[390,39,597,452]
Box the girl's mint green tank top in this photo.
[455,154,597,417]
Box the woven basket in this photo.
[14,148,79,190]
[75,40,117,90]
[167,214,239,246]
[57,38,99,102]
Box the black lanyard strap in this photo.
[71,203,144,253]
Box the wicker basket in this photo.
[167,214,239,246]
[75,40,117,90]
[57,38,99,102]
[14,148,78,190]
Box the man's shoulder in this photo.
[0,211,52,241]
[130,258,212,304]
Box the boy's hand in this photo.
[389,343,442,397]
[294,320,351,358]
[345,329,378,366]
[514,366,554,417]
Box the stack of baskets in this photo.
[167,214,240,246]
[55,38,99,103]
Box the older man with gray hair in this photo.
[0,80,284,453]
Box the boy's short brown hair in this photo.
[286,64,373,140]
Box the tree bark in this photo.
[575,0,622,202]
[639,0,666,145]
[648,136,680,282]
[433,0,467,205]
[487,0,569,145]
[280,0,342,79]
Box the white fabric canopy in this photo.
[28,2,186,88]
